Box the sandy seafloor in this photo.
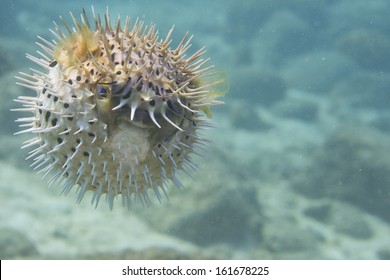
[0,0,390,259]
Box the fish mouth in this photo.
[119,107,159,129]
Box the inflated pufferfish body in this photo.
[15,8,225,209]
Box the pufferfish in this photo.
[14,8,226,209]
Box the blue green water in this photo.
[0,0,389,259]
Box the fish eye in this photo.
[97,85,110,98]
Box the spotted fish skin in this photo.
[14,8,225,209]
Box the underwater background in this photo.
[1,0,390,259]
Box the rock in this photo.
[331,71,390,109]
[83,247,222,260]
[279,0,329,26]
[0,46,15,77]
[304,202,373,240]
[225,0,328,47]
[377,248,390,260]
[224,0,276,44]
[230,67,286,106]
[0,72,27,134]
[293,126,390,222]
[331,205,373,240]
[281,51,356,93]
[262,217,323,253]
[370,114,390,133]
[255,10,316,61]
[329,0,390,35]
[0,227,39,259]
[168,187,262,247]
[0,1,22,36]
[303,203,331,223]
[0,72,32,167]
[0,135,28,168]
[272,90,319,122]
[228,102,272,131]
[336,29,390,72]
[133,148,264,249]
